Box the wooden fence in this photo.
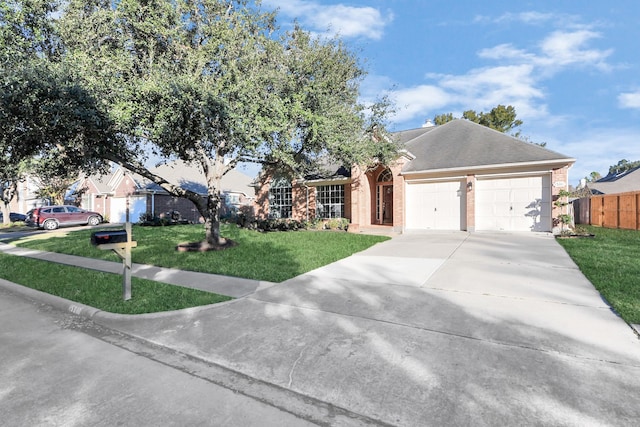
[573,191,640,230]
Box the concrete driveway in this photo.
[98,232,640,426]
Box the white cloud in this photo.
[537,30,613,72]
[388,85,451,123]
[618,91,640,109]
[478,44,534,61]
[263,0,392,40]
[479,31,613,73]
[387,26,613,126]
[474,11,577,26]
[496,11,556,25]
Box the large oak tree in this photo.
[1,0,117,223]
[57,0,394,248]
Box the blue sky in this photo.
[262,0,640,186]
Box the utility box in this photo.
[91,230,129,246]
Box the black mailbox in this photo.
[91,230,128,246]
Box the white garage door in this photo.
[476,175,551,232]
[110,196,147,223]
[405,180,466,230]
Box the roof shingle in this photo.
[401,119,574,173]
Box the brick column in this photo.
[466,174,476,232]
[551,166,570,231]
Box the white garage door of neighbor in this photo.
[475,175,551,232]
[110,196,147,223]
[405,180,466,230]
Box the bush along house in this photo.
[253,119,575,234]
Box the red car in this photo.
[26,205,103,230]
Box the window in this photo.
[378,168,393,183]
[268,177,292,218]
[316,185,344,219]
[225,193,240,205]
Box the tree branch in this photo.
[102,153,206,211]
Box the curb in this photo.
[0,278,102,319]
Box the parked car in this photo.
[26,206,103,230]
[0,212,27,222]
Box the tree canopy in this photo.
[432,104,548,146]
[2,0,395,243]
[434,105,523,135]
[1,0,118,222]
[608,159,640,175]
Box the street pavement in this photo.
[1,231,639,426]
[0,288,317,427]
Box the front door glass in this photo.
[382,185,393,223]
[376,168,394,225]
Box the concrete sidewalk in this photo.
[1,233,640,426]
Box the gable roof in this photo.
[81,172,115,194]
[140,160,254,196]
[401,119,575,174]
[588,166,640,195]
[393,126,436,145]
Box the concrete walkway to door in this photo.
[93,231,640,426]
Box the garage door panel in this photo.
[476,175,551,232]
[406,180,465,230]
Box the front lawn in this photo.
[0,252,231,314]
[8,224,390,283]
[557,226,640,324]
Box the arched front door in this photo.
[376,168,393,224]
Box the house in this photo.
[253,119,576,233]
[585,166,640,195]
[76,161,255,223]
[9,176,47,214]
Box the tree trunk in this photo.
[1,182,18,225]
[1,203,10,225]
[203,192,224,247]
[200,154,227,248]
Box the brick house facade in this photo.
[253,120,575,233]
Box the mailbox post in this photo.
[91,222,137,301]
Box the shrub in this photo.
[138,212,184,227]
[243,217,349,233]
[326,218,349,230]
[252,218,305,232]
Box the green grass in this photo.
[0,253,231,314]
[557,226,640,324]
[7,224,389,283]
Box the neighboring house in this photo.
[76,167,142,223]
[585,166,640,195]
[8,176,47,214]
[76,161,255,223]
[254,119,576,233]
